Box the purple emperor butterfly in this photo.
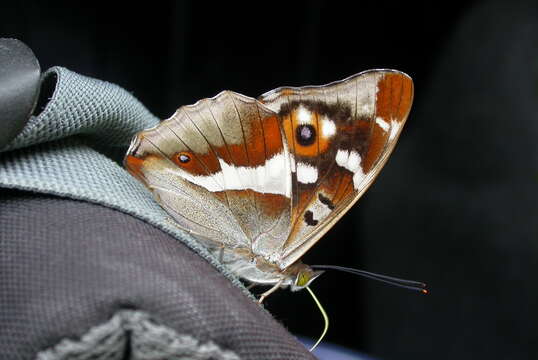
[125,70,420,303]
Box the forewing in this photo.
[259,70,413,268]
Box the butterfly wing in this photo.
[125,91,294,257]
[259,70,413,269]
[125,70,412,274]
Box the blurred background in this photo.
[2,1,537,359]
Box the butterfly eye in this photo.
[178,153,191,163]
[296,124,316,146]
[293,269,323,289]
[295,271,311,287]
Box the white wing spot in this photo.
[353,170,366,189]
[218,159,243,189]
[321,117,336,139]
[266,155,283,177]
[376,116,390,132]
[389,120,400,140]
[335,149,349,167]
[336,149,362,173]
[336,149,367,190]
[297,105,312,125]
[297,162,318,184]
[347,151,361,173]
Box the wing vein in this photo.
[206,98,256,247]
[230,95,261,233]
[182,109,231,208]
[142,137,243,237]
[280,93,347,251]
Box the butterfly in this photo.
[124,69,415,303]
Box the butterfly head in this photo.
[289,264,324,292]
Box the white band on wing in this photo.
[168,151,292,197]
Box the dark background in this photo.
[2,1,537,359]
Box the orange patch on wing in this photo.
[211,143,249,167]
[124,155,145,176]
[212,115,285,168]
[331,172,354,204]
[227,143,250,167]
[362,72,413,173]
[282,109,327,158]
[362,125,388,174]
[282,113,295,154]
[320,169,347,197]
[253,192,290,218]
[210,144,233,165]
[397,75,413,120]
[262,115,284,159]
[376,72,414,124]
[124,154,159,187]
[294,143,320,158]
[195,151,221,173]
[171,151,207,176]
[246,114,268,166]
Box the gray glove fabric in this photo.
[0,57,314,359]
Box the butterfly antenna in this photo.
[311,265,428,294]
[305,286,329,352]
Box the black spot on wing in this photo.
[318,193,335,210]
[296,124,316,146]
[304,210,319,226]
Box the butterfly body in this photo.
[125,70,413,294]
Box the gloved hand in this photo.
[0,39,314,360]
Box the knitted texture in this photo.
[36,311,240,360]
[2,67,156,151]
[0,190,314,359]
[0,67,248,295]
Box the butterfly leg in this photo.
[217,245,238,265]
[246,283,257,290]
[258,279,283,304]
